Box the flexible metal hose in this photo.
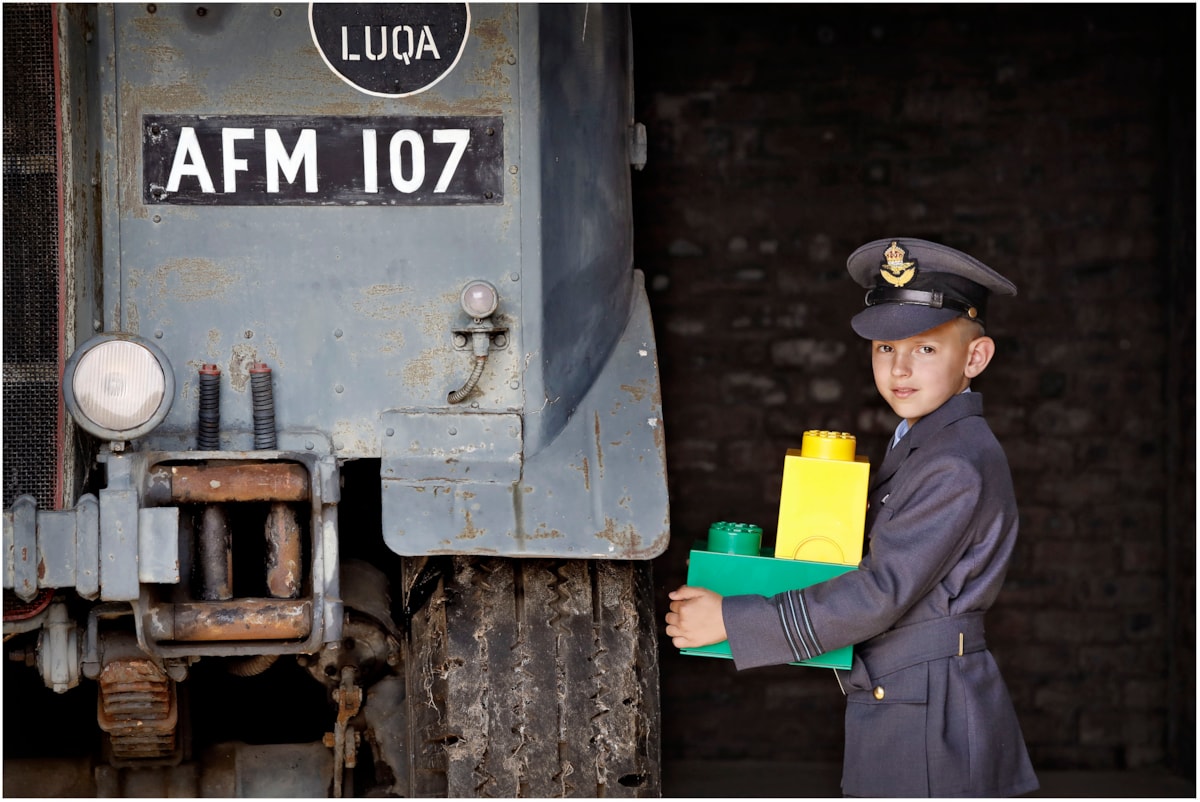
[447,354,488,404]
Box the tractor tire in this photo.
[402,556,661,797]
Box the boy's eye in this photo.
[918,345,935,354]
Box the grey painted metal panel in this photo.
[4,496,38,599]
[75,494,100,599]
[137,507,180,584]
[82,3,669,559]
[98,488,139,600]
[108,3,525,456]
[382,272,668,557]
[380,411,521,482]
[36,510,77,589]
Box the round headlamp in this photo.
[63,334,174,441]
[460,280,499,319]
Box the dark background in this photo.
[632,3,1195,781]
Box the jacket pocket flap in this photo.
[847,661,928,705]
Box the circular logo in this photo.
[309,3,470,98]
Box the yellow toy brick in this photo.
[774,430,869,566]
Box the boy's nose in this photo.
[891,354,912,376]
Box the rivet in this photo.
[448,427,457,436]
[335,384,344,394]
[385,428,394,437]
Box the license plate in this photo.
[142,114,503,206]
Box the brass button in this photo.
[873,686,885,701]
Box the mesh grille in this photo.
[3,4,62,510]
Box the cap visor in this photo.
[851,304,961,341]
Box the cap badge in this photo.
[879,241,917,287]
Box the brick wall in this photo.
[634,4,1195,774]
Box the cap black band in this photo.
[864,286,983,321]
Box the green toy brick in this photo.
[681,543,856,670]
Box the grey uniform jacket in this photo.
[723,392,1039,797]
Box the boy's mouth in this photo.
[892,387,916,399]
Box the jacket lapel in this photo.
[868,392,985,494]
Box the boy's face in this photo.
[871,318,994,426]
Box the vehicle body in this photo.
[3,3,667,796]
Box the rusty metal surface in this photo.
[264,502,302,599]
[147,598,312,641]
[96,657,178,762]
[197,505,233,601]
[148,462,310,503]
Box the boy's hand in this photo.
[664,585,727,648]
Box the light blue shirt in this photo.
[891,387,972,449]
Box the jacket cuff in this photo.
[723,591,820,670]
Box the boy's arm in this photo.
[666,586,814,669]
[722,449,994,670]
[723,593,807,669]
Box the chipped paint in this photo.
[227,344,259,392]
[378,329,407,354]
[149,257,241,303]
[458,510,484,540]
[206,329,222,360]
[598,517,644,554]
[620,381,649,403]
[593,411,605,475]
[467,17,514,95]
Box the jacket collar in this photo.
[871,391,984,491]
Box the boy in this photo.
[665,238,1039,797]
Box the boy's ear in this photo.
[964,335,995,379]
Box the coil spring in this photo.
[197,364,221,450]
[250,363,277,450]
